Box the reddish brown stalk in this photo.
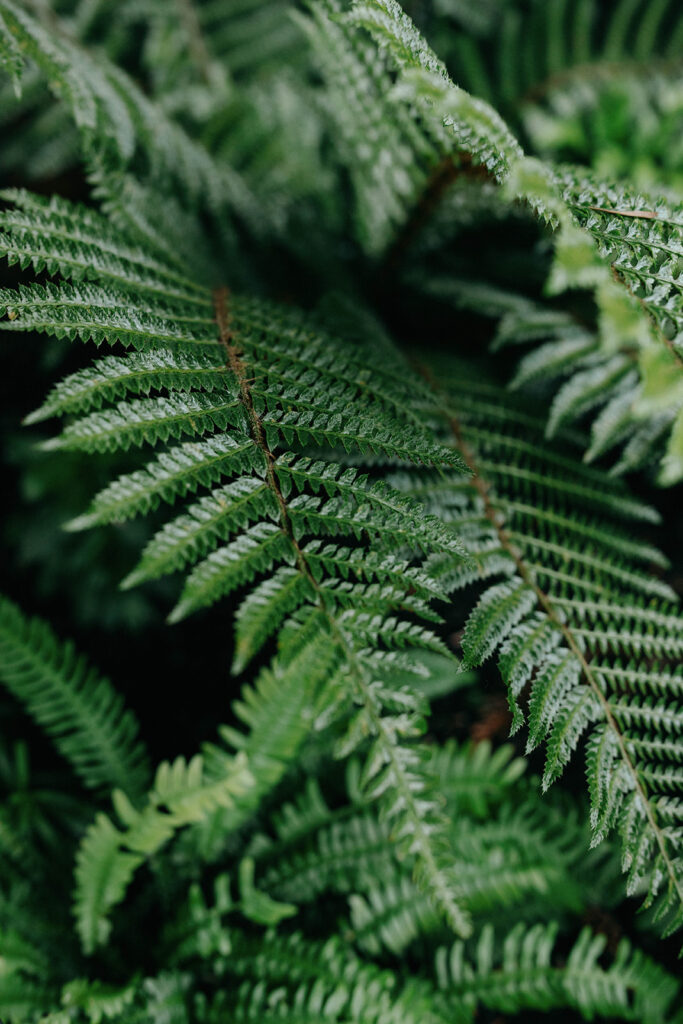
[382,153,494,276]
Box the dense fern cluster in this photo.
[1,1,683,1022]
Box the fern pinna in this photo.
[1,1,683,1023]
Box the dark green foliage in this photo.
[1,1,682,1022]
[0,595,150,799]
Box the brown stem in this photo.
[381,153,493,278]
[213,287,295,535]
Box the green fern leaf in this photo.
[398,358,683,935]
[0,594,149,799]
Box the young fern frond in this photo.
[400,358,683,935]
[431,274,683,483]
[178,621,344,865]
[74,750,254,953]
[0,594,150,801]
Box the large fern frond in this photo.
[5,193,484,946]
[398,357,683,936]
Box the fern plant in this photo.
[1,1,683,1022]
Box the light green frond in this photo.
[173,623,342,869]
[329,0,683,483]
[74,752,254,953]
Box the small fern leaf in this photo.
[74,752,253,953]
[0,594,150,799]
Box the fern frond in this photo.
[436,921,682,1024]
[122,478,274,585]
[0,281,219,351]
[65,435,263,528]
[480,282,683,482]
[6,5,683,1005]
[298,0,440,255]
[58,976,138,1024]
[0,0,262,236]
[321,0,683,483]
[0,976,57,1024]
[180,624,344,864]
[74,750,253,953]
[0,66,79,183]
[0,594,150,800]
[348,799,596,955]
[248,688,499,942]
[138,0,305,98]
[402,358,683,936]
[248,747,598,955]
[439,0,682,121]
[45,391,245,455]
[559,171,683,344]
[0,189,211,305]
[202,930,443,1024]
[3,197,477,940]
